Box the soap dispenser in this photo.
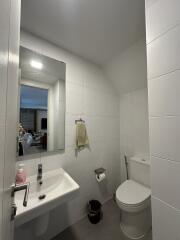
[16,163,27,184]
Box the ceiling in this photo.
[20,46,66,84]
[21,0,145,66]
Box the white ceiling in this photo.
[20,46,66,84]
[21,0,145,66]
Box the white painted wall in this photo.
[53,80,60,149]
[48,79,65,151]
[15,31,120,240]
[47,85,55,151]
[48,79,60,151]
[55,79,65,150]
[146,0,180,239]
[36,110,47,132]
[21,78,50,90]
[48,82,56,151]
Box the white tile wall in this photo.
[150,116,180,161]
[146,0,180,44]
[119,88,149,182]
[148,71,180,116]
[15,31,120,240]
[151,157,180,209]
[146,0,180,239]
[105,38,149,183]
[147,25,180,79]
[152,197,180,240]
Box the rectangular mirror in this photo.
[18,46,66,159]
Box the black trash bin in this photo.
[87,200,102,224]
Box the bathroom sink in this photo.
[15,168,80,227]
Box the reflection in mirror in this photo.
[18,47,66,158]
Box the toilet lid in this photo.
[116,180,151,206]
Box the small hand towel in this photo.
[76,122,89,149]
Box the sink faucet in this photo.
[37,164,43,183]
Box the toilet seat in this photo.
[116,180,151,213]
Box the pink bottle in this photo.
[16,164,27,184]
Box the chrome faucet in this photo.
[37,164,43,183]
[11,182,30,220]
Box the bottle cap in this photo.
[18,163,25,169]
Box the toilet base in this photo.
[120,222,151,240]
[119,206,152,240]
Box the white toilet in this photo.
[116,155,151,239]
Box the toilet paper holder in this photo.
[94,168,106,177]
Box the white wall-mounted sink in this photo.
[15,168,80,227]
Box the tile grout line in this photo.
[146,22,180,46]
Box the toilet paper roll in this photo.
[96,173,106,182]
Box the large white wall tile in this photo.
[152,197,180,240]
[151,157,180,210]
[146,0,180,44]
[84,87,111,116]
[148,70,180,116]
[150,116,180,161]
[147,25,180,79]
[66,82,84,115]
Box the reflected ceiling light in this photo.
[30,60,43,70]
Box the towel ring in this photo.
[75,118,85,123]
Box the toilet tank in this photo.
[128,155,151,188]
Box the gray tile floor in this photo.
[53,200,152,240]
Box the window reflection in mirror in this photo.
[18,47,66,158]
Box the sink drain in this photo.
[38,194,46,200]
